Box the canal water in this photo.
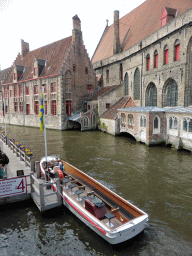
[0,125,192,256]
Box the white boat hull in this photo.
[40,156,148,245]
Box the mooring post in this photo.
[35,161,41,179]
[55,178,62,202]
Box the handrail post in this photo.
[35,161,41,179]
[55,178,62,202]
[31,157,35,173]
[39,182,45,208]
[30,174,34,193]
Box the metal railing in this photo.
[0,133,35,172]
[30,174,62,211]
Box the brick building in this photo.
[1,15,96,130]
[90,0,192,151]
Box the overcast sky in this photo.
[0,0,145,70]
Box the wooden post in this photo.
[35,161,41,179]
[39,182,45,209]
[55,178,62,202]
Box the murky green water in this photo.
[0,125,192,255]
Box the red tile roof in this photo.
[87,85,119,101]
[92,0,192,63]
[100,97,136,120]
[3,36,72,84]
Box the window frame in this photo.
[51,100,56,116]
[34,101,39,115]
[146,54,150,71]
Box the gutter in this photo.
[2,73,60,86]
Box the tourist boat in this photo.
[40,156,149,245]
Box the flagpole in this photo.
[42,85,48,184]
[40,85,48,185]
[42,85,47,161]
[3,98,6,134]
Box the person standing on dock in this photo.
[0,148,9,179]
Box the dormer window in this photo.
[13,65,25,82]
[37,59,46,76]
[160,7,177,27]
[33,58,46,78]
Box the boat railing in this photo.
[30,174,62,210]
[0,132,35,172]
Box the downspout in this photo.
[141,50,143,106]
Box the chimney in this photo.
[72,15,82,42]
[21,39,29,58]
[113,10,120,55]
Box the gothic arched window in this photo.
[162,79,178,107]
[124,72,129,95]
[134,68,140,100]
[145,82,157,106]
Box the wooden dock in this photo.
[0,133,62,211]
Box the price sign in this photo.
[0,176,27,198]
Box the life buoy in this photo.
[55,169,64,180]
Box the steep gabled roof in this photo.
[92,0,192,64]
[0,68,9,84]
[87,85,119,101]
[101,97,136,120]
[3,36,72,84]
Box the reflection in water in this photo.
[0,125,192,255]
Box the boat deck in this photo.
[61,175,123,229]
[41,158,140,231]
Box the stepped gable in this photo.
[92,0,192,63]
[87,85,119,101]
[3,36,72,84]
[100,97,136,120]
[0,68,9,84]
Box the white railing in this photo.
[30,174,62,210]
[0,133,34,172]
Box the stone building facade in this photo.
[1,15,96,130]
[92,1,192,109]
[90,0,192,150]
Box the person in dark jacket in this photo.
[0,149,9,179]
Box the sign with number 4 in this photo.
[0,176,27,198]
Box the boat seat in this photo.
[105,212,115,228]
[62,178,71,188]
[68,183,76,194]
[75,190,83,201]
